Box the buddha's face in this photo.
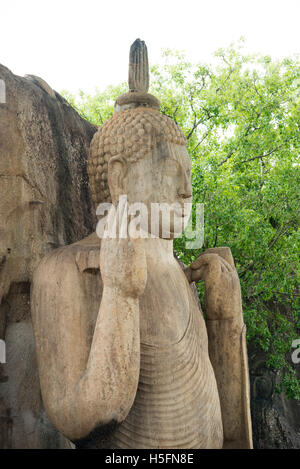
[108,141,192,238]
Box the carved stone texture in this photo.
[31,38,253,446]
[128,39,149,92]
[0,63,97,448]
[88,107,186,208]
[115,39,159,113]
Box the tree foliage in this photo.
[61,44,300,399]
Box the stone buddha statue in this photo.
[31,39,253,449]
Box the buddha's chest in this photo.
[111,284,223,449]
[138,261,191,346]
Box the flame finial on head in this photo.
[128,39,149,92]
[114,39,160,112]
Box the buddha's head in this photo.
[88,40,192,238]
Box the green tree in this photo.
[61,44,300,399]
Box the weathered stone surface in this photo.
[0,63,97,448]
[31,40,252,449]
[249,344,300,448]
[128,39,149,92]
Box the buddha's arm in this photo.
[31,238,146,442]
[205,311,253,449]
[185,247,253,449]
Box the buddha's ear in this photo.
[108,155,128,204]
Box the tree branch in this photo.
[268,217,298,250]
[192,131,210,152]
[239,146,282,165]
[218,148,237,167]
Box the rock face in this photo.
[0,64,97,448]
[249,345,300,449]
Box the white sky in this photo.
[1,0,299,94]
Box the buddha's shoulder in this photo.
[34,232,101,282]
[32,233,102,332]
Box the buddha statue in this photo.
[31,39,253,449]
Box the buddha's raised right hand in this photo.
[100,203,147,298]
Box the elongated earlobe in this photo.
[108,156,128,204]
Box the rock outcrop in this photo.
[249,344,300,448]
[0,64,97,448]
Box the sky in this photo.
[1,0,299,94]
